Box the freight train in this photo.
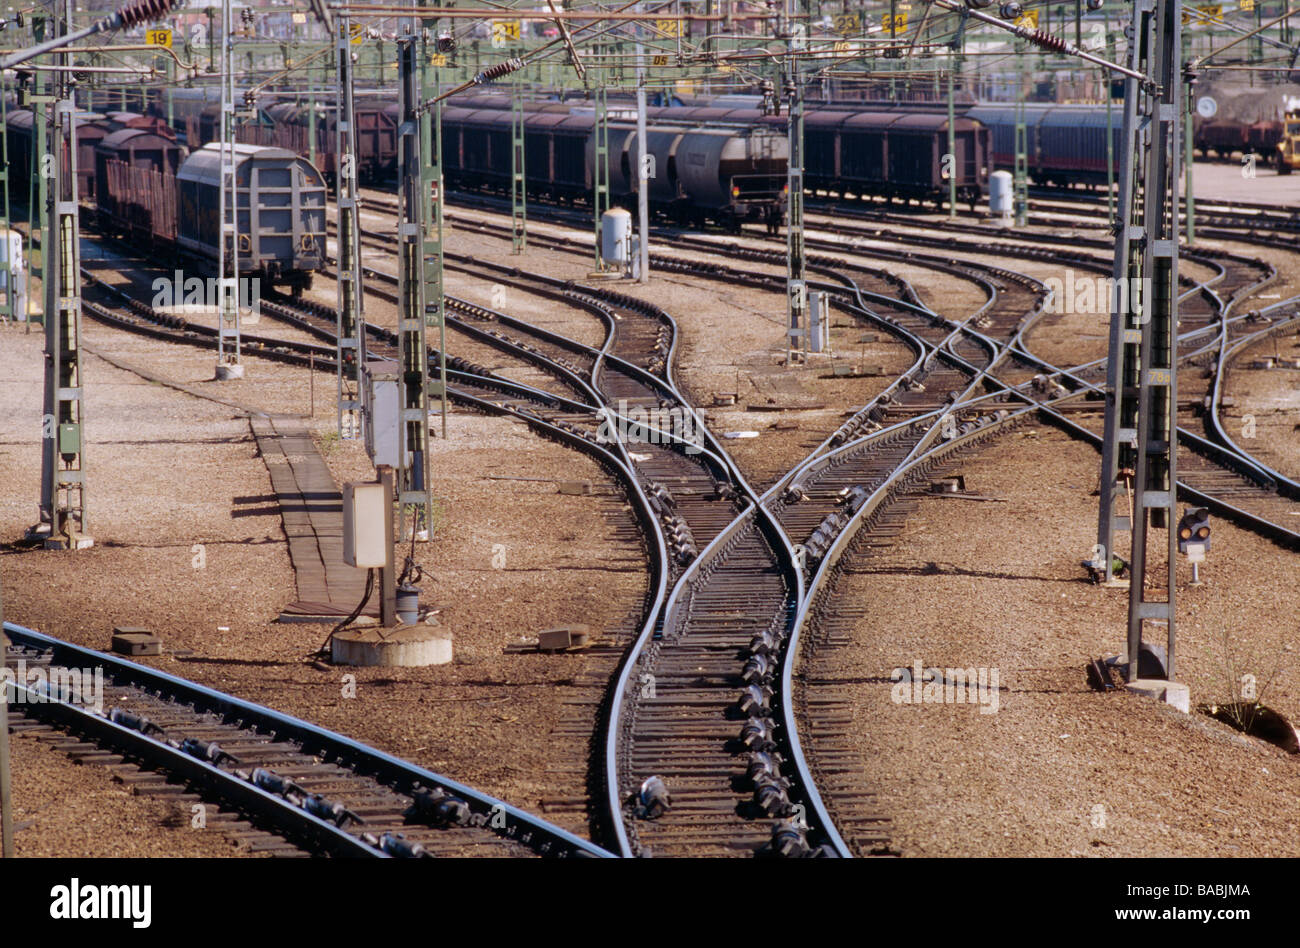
[968,102,1289,185]
[4,107,327,294]
[1194,116,1285,164]
[433,103,789,230]
[140,85,991,221]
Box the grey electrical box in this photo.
[808,290,831,353]
[363,358,404,469]
[343,481,388,568]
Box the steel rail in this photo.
[3,622,614,857]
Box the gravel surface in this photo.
[1,314,647,848]
[5,187,1295,857]
[4,728,245,857]
[806,423,1300,857]
[1221,330,1300,481]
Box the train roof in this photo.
[968,103,1121,128]
[805,109,981,132]
[96,127,184,151]
[177,142,308,186]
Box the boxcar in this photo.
[4,109,112,200]
[967,104,1124,187]
[176,143,326,292]
[804,109,989,206]
[98,161,178,249]
[94,127,186,232]
[253,98,396,182]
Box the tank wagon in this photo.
[434,103,788,229]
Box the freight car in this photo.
[93,126,186,239]
[1192,115,1283,160]
[6,108,110,199]
[966,103,1124,187]
[178,144,327,292]
[92,142,326,294]
[413,95,987,211]
[803,109,989,207]
[433,104,788,230]
[247,96,398,183]
[1195,118,1249,159]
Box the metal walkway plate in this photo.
[250,417,376,622]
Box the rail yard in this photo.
[0,0,1298,923]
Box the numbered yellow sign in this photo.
[292,13,307,25]
[1239,0,1255,8]
[882,12,908,31]
[656,18,683,37]
[1014,10,1039,29]
[430,53,447,67]
[651,54,669,67]
[350,23,365,45]
[832,40,851,54]
[1183,4,1224,23]
[146,28,172,49]
[491,19,521,47]
[833,13,860,35]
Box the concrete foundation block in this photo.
[331,625,452,667]
[1126,678,1190,714]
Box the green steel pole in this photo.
[947,66,956,218]
[28,15,48,331]
[511,65,526,254]
[1185,34,1194,245]
[1,565,11,858]
[0,71,11,324]
[1106,12,1115,226]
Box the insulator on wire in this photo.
[474,57,525,85]
[965,0,995,8]
[998,1,1023,18]
[116,0,180,30]
[1086,0,1104,9]
[1025,29,1070,54]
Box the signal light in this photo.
[1176,507,1211,555]
[732,185,740,197]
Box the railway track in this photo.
[68,227,681,853]
[414,194,1300,556]
[75,190,1299,857]
[409,193,1300,549]
[2,622,611,857]
[323,243,831,856]
[806,190,1300,256]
